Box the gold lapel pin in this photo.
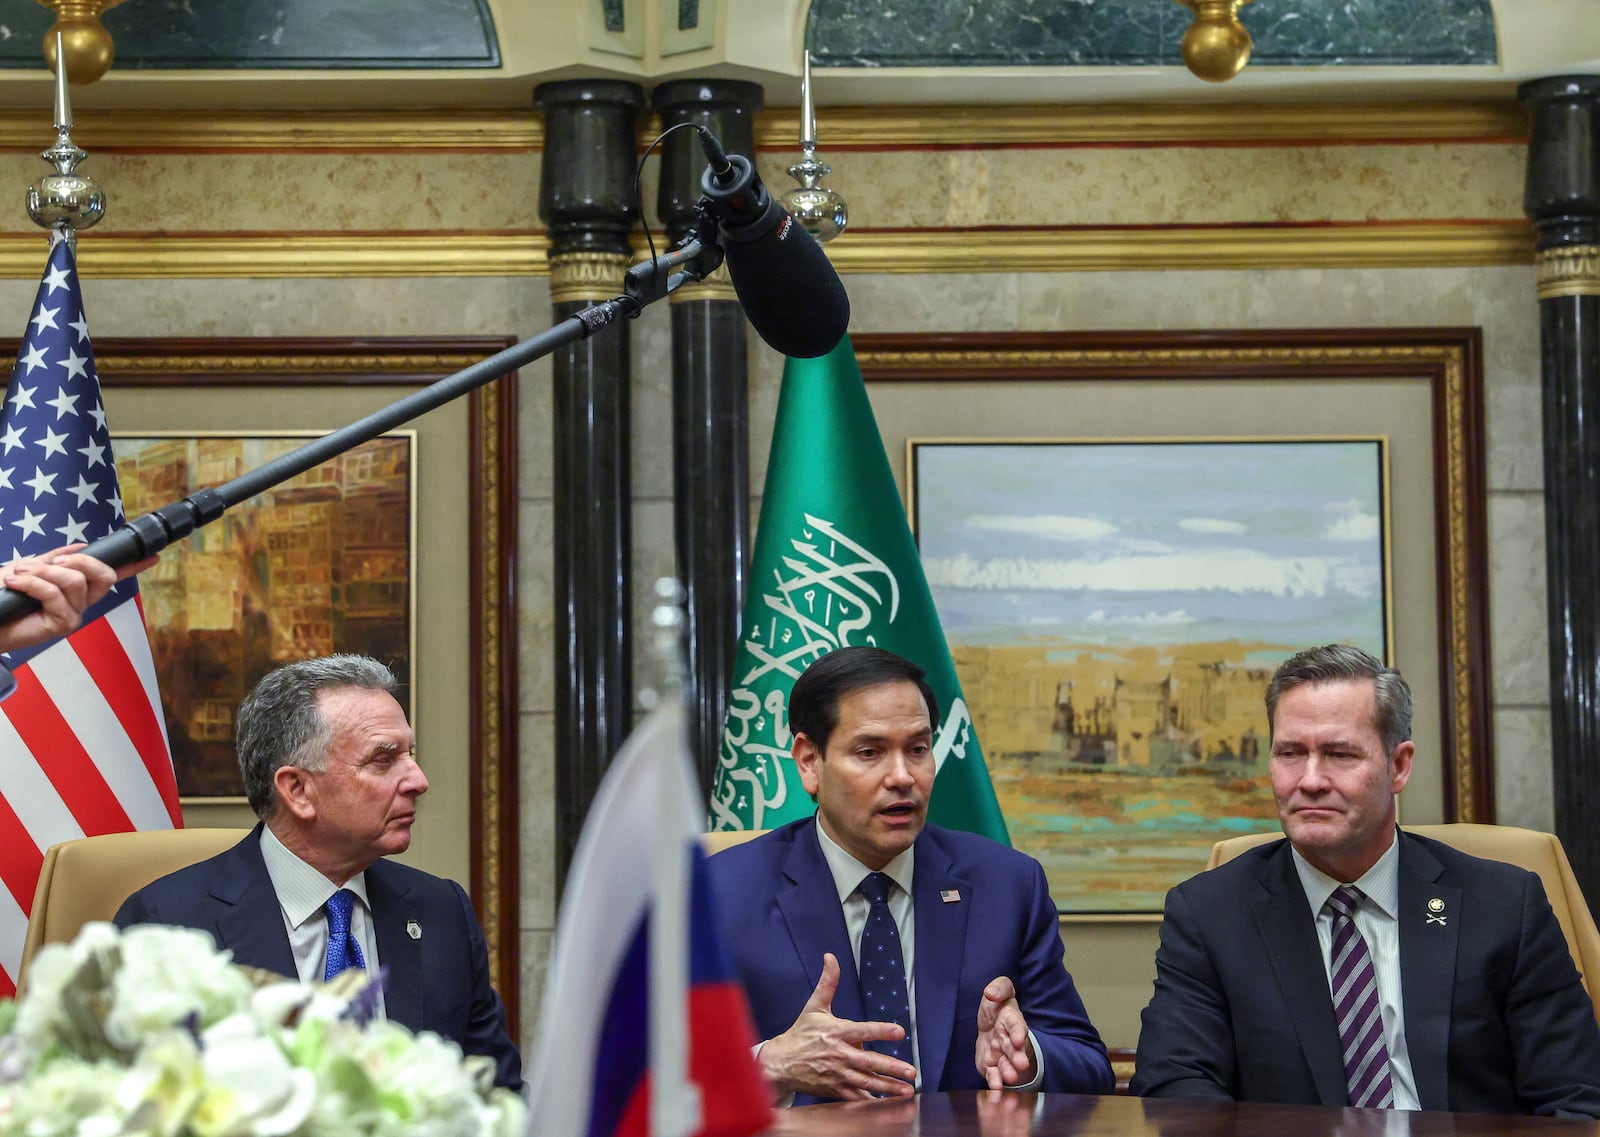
[1426,898,1447,926]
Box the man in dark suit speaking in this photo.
[1131,644,1600,1117]
[709,646,1112,1104]
[115,655,520,1089]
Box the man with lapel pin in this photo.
[1132,644,1600,1117]
[115,655,521,1090]
[709,646,1113,1103]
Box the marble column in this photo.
[1521,76,1600,897]
[651,79,765,793]
[534,79,644,891]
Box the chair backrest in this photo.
[1206,824,1600,1021]
[19,828,249,993]
[702,829,767,855]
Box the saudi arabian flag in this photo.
[708,336,1008,843]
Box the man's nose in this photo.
[1299,756,1332,789]
[404,759,429,796]
[884,753,915,787]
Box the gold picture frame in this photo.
[856,329,1492,836]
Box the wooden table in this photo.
[767,1093,1600,1137]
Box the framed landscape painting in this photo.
[855,328,1492,920]
[911,438,1390,914]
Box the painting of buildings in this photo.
[116,435,414,797]
[913,439,1389,913]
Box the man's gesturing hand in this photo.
[758,952,916,1100]
[974,976,1037,1089]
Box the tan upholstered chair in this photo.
[1206,824,1600,1022]
[702,829,767,855]
[19,828,248,993]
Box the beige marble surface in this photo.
[759,142,1525,228]
[0,153,541,235]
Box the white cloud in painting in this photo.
[1322,498,1380,542]
[923,548,1377,598]
[966,514,1118,541]
[1086,609,1198,626]
[1179,518,1247,535]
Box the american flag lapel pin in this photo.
[940,889,961,904]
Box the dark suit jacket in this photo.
[113,825,521,1090]
[708,817,1112,1104]
[1131,830,1600,1117]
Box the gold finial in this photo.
[1173,0,1256,83]
[36,0,125,85]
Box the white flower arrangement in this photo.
[0,923,526,1137]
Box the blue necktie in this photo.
[857,872,913,1067]
[323,888,367,982]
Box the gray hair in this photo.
[1264,644,1412,758]
[237,655,398,819]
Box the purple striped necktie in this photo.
[1326,885,1395,1108]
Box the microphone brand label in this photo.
[775,215,792,241]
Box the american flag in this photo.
[0,239,179,995]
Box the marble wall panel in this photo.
[757,142,1524,230]
[1496,708,1555,832]
[1489,492,1550,707]
[0,152,541,235]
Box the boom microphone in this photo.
[697,129,849,359]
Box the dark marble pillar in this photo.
[534,79,644,892]
[1521,76,1600,899]
[651,79,765,793]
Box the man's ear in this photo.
[793,733,823,798]
[273,765,316,822]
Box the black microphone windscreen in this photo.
[721,212,850,359]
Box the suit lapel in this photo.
[911,830,969,1092]
[774,820,863,1022]
[366,862,424,1030]
[1396,832,1456,1111]
[212,829,297,977]
[1251,845,1350,1106]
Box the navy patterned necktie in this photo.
[324,888,367,982]
[1326,885,1395,1108]
[857,871,913,1066]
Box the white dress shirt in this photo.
[812,822,1044,1092]
[1290,835,1419,1110]
[259,826,386,1019]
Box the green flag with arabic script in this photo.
[709,337,1008,843]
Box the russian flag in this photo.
[526,702,771,1137]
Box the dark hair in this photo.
[1264,643,1412,757]
[236,655,399,819]
[787,646,940,752]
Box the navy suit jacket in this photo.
[1131,830,1600,1117]
[113,826,521,1090]
[708,817,1112,1104]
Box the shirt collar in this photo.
[813,816,916,903]
[1291,828,1401,920]
[259,824,372,930]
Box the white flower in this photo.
[0,922,518,1137]
[105,926,254,1051]
[190,1016,315,1137]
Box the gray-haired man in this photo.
[116,654,520,1088]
